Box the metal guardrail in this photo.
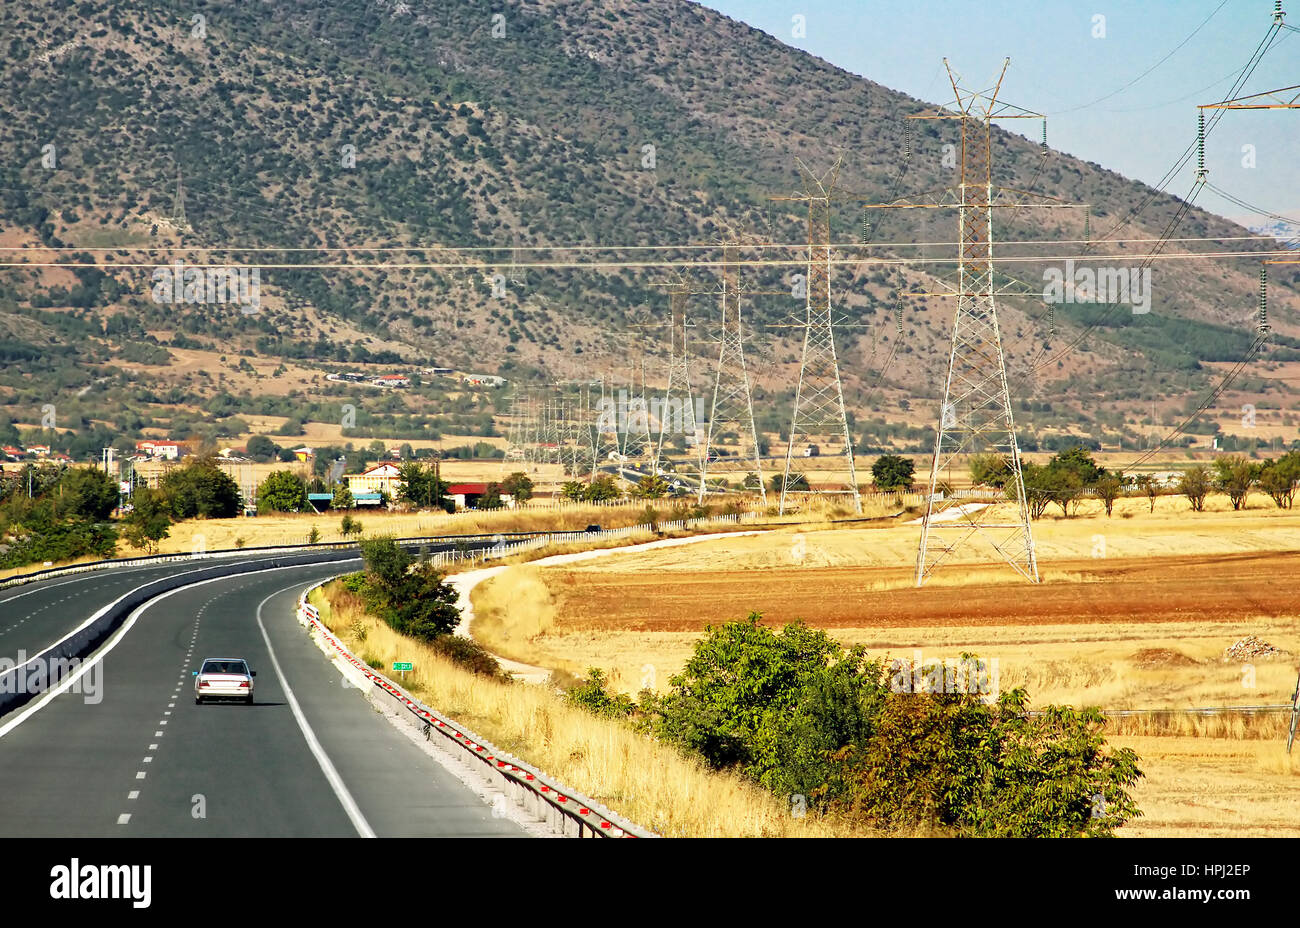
[0,511,760,592]
[0,546,370,717]
[299,595,655,838]
[291,511,761,835]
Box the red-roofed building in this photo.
[447,482,489,509]
[136,440,183,460]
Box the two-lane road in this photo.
[0,562,528,838]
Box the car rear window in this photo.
[201,661,247,674]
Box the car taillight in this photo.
[199,681,210,687]
[239,681,250,688]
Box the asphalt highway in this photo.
[0,561,527,837]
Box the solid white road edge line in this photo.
[255,585,377,839]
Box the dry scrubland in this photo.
[470,491,1300,837]
[308,580,867,837]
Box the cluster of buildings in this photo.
[133,439,186,461]
[323,368,507,389]
[333,461,490,509]
[0,444,74,464]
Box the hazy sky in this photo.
[697,0,1298,227]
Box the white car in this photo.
[194,658,256,705]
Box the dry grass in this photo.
[136,502,674,556]
[464,505,1300,836]
[308,580,863,838]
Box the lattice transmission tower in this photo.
[652,281,703,475]
[773,157,862,515]
[907,60,1048,586]
[699,242,766,505]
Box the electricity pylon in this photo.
[773,157,862,515]
[699,242,766,504]
[593,374,623,476]
[620,357,654,461]
[653,282,702,475]
[905,60,1047,586]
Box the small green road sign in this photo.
[393,662,413,672]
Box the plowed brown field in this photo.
[545,550,1300,632]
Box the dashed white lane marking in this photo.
[128,791,139,800]
[148,744,158,750]
[117,814,130,825]
[154,731,163,737]
[143,756,153,763]
[135,772,146,780]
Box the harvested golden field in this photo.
[469,493,1300,836]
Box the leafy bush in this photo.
[358,536,461,641]
[430,634,508,679]
[565,668,636,718]
[840,690,1142,837]
[631,614,1143,836]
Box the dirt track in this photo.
[544,550,1300,631]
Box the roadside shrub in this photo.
[565,668,635,719]
[637,614,1142,836]
[430,634,507,679]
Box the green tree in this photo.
[1094,472,1124,517]
[583,474,622,502]
[770,472,810,494]
[872,454,915,491]
[341,513,362,537]
[1179,464,1212,512]
[560,480,585,501]
[566,668,636,719]
[631,474,670,499]
[1016,462,1054,520]
[1257,453,1300,509]
[478,482,504,509]
[159,457,242,519]
[397,461,447,508]
[500,471,534,501]
[1049,467,1085,518]
[358,536,461,641]
[1213,456,1258,511]
[1049,446,1103,486]
[121,487,172,554]
[56,467,120,521]
[1133,473,1159,512]
[256,470,309,513]
[968,453,1011,489]
[246,434,278,462]
[331,482,355,509]
[648,613,872,786]
[841,688,1142,837]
